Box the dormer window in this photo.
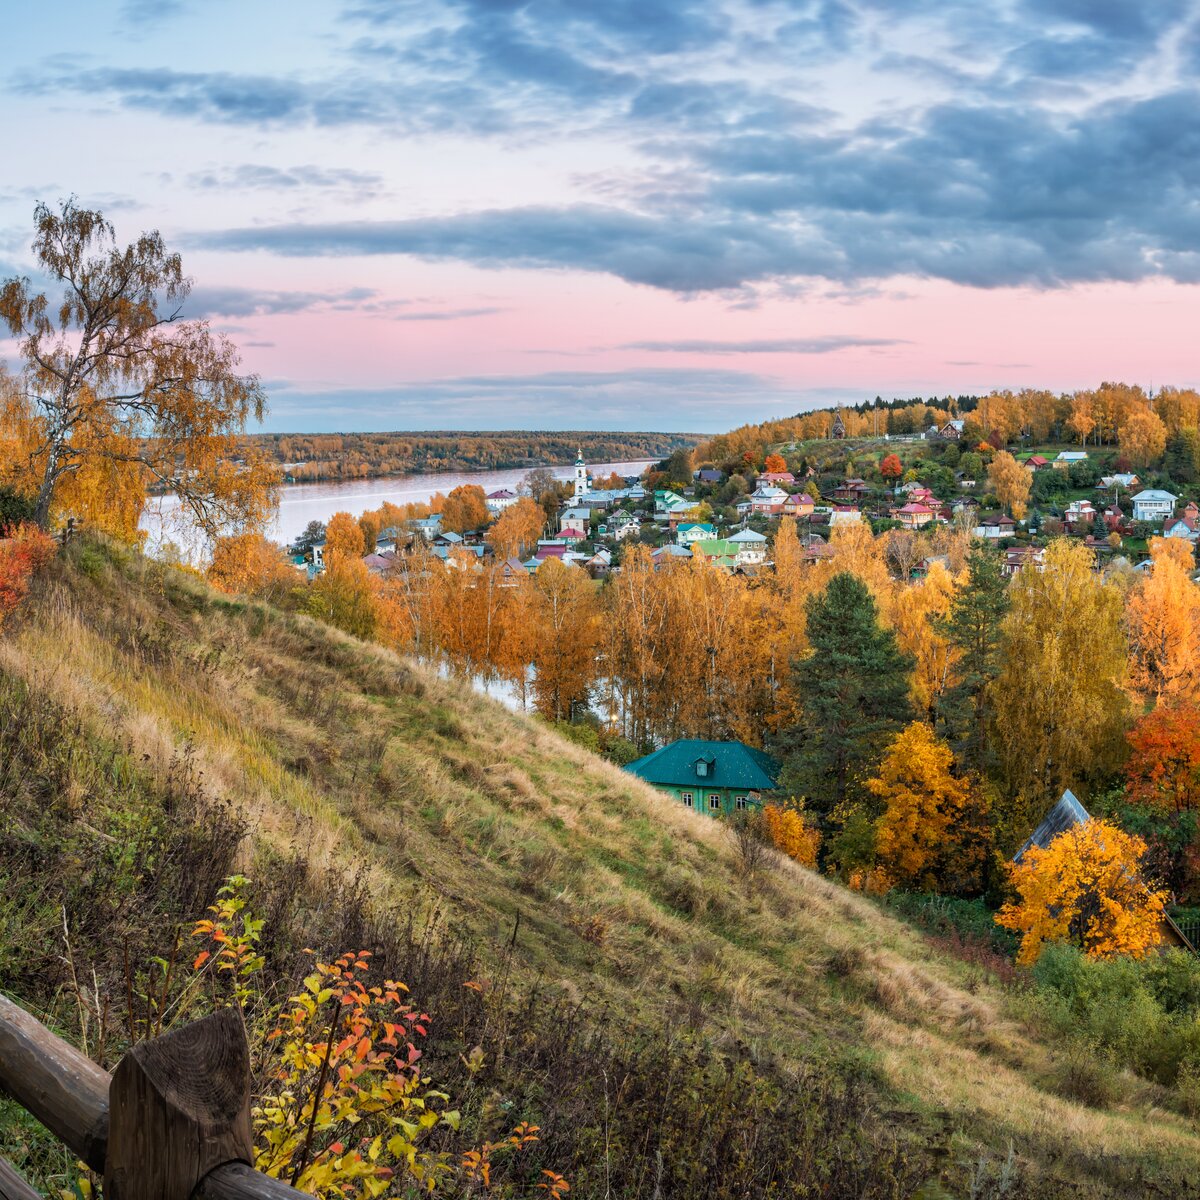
[694,755,715,779]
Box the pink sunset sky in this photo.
[4,0,1200,431]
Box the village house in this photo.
[695,468,724,484]
[728,528,769,564]
[624,739,780,816]
[829,505,862,527]
[1024,455,1051,471]
[599,511,639,541]
[1003,545,1045,575]
[833,478,869,502]
[691,539,740,570]
[1132,488,1178,524]
[1164,516,1200,544]
[893,501,934,529]
[977,514,1016,539]
[1054,450,1088,470]
[759,470,796,486]
[485,488,519,515]
[1064,499,1096,527]
[362,551,395,576]
[676,522,716,548]
[409,515,443,541]
[782,492,815,517]
[939,419,965,440]
[749,485,788,515]
[1097,473,1140,492]
[652,544,694,569]
[499,556,528,585]
[559,506,591,536]
[654,489,685,514]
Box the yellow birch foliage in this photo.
[1118,407,1167,467]
[761,804,820,868]
[997,820,1166,965]
[991,539,1129,817]
[208,533,295,601]
[485,496,545,558]
[893,561,960,723]
[987,451,1032,520]
[1126,537,1200,707]
[869,722,972,891]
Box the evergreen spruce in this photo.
[933,542,1010,771]
[773,573,912,832]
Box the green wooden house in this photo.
[624,739,780,817]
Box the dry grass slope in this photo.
[3,536,1200,1197]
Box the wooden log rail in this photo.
[0,993,306,1200]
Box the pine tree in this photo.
[773,573,912,833]
[934,542,1009,771]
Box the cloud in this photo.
[620,335,906,354]
[188,163,385,194]
[390,306,503,320]
[183,285,379,317]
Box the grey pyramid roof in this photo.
[1013,790,1090,864]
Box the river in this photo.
[144,458,656,554]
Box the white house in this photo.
[676,522,716,547]
[1132,488,1177,524]
[1054,451,1089,470]
[485,488,519,515]
[728,528,768,564]
[829,506,862,528]
[749,485,788,515]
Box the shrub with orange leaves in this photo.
[997,819,1166,966]
[1126,704,1200,813]
[189,878,565,1200]
[0,521,56,628]
[207,532,295,602]
[761,804,820,868]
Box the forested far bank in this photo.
[242,430,704,483]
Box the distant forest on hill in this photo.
[242,430,705,483]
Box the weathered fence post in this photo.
[105,1007,254,1200]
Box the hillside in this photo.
[4,538,1200,1198]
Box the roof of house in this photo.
[1026,455,1050,467]
[696,468,723,482]
[897,502,933,515]
[787,493,815,504]
[487,489,518,500]
[653,544,694,559]
[626,739,780,792]
[1014,790,1089,864]
[435,530,464,544]
[728,528,768,543]
[677,522,716,533]
[1134,489,1178,502]
[560,527,587,539]
[1165,517,1198,533]
[1057,451,1088,461]
[693,539,740,557]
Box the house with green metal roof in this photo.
[625,739,780,817]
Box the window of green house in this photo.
[681,792,694,807]
[708,795,721,811]
[735,796,747,810]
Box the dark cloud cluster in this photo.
[17,0,1200,292]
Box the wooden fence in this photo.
[0,992,306,1200]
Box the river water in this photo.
[144,458,655,553]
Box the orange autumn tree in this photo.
[763,452,788,473]
[761,804,820,868]
[439,485,489,534]
[0,200,277,538]
[1118,407,1167,468]
[879,453,902,480]
[1125,537,1200,708]
[208,533,295,602]
[325,510,367,559]
[1125,704,1200,813]
[528,558,601,721]
[868,722,979,892]
[486,497,545,559]
[997,820,1166,965]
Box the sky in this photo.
[4,0,1200,433]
